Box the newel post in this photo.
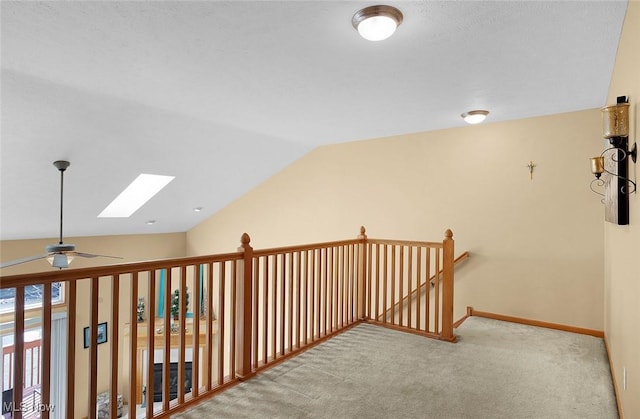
[441,229,456,342]
[236,233,255,379]
[357,226,368,320]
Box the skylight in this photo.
[98,174,175,218]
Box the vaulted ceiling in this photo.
[0,1,628,241]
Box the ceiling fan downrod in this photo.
[53,160,70,245]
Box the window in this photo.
[0,283,64,314]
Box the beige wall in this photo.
[188,108,604,330]
[604,1,640,417]
[0,233,186,276]
[1,232,186,418]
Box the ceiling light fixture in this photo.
[352,5,403,41]
[461,110,490,124]
[146,220,156,225]
[193,207,203,212]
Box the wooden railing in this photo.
[3,339,42,392]
[0,227,456,418]
[375,251,470,327]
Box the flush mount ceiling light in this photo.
[352,5,403,41]
[461,110,490,124]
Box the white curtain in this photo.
[50,312,67,419]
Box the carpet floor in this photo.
[175,317,618,419]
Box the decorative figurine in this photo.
[137,297,145,322]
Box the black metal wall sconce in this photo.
[590,96,637,225]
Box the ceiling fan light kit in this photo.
[0,160,122,270]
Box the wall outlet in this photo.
[623,367,627,391]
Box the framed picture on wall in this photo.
[84,322,108,348]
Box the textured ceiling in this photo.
[0,1,628,243]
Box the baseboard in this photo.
[464,306,604,338]
[453,306,473,328]
[604,336,624,419]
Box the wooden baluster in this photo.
[375,244,380,321]
[340,246,345,327]
[323,248,329,336]
[110,275,120,419]
[67,281,76,418]
[193,266,201,398]
[310,250,315,340]
[14,286,25,419]
[288,252,294,350]
[366,242,372,320]
[390,246,396,325]
[163,268,171,411]
[383,245,388,324]
[296,251,302,348]
[416,247,422,331]
[147,270,157,418]
[271,255,277,358]
[425,248,431,333]
[253,258,260,368]
[328,247,334,333]
[349,244,355,323]
[441,229,455,341]
[230,261,237,381]
[399,245,404,327]
[331,246,340,330]
[41,283,52,419]
[315,249,321,337]
[407,246,413,329]
[434,248,440,335]
[263,256,269,364]
[178,266,187,403]
[89,276,100,419]
[280,253,286,356]
[218,263,226,385]
[304,250,310,345]
[207,263,214,390]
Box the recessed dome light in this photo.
[461,110,489,124]
[352,5,403,41]
[146,220,156,225]
[193,207,203,212]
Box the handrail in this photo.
[0,251,245,287]
[368,238,444,248]
[0,226,457,418]
[376,251,469,322]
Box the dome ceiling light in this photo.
[461,110,490,124]
[352,5,403,41]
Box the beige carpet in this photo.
[175,317,618,419]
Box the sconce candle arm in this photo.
[597,146,637,194]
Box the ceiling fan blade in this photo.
[0,253,50,269]
[73,252,123,260]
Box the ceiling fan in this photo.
[0,160,122,270]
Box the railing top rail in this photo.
[0,251,243,288]
[1,230,451,287]
[367,238,444,248]
[252,238,362,257]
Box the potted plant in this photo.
[171,288,189,321]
